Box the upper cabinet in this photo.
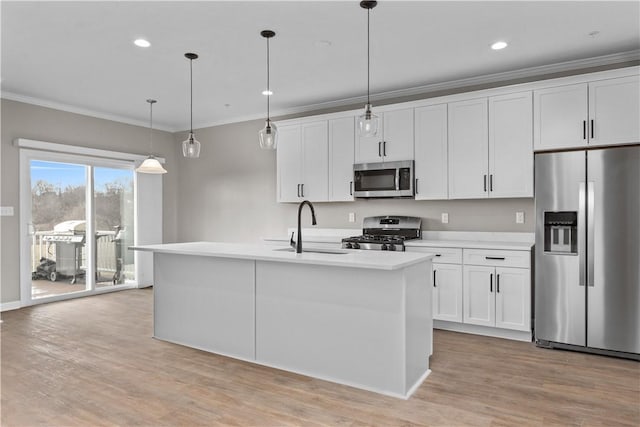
[277,121,329,203]
[534,75,640,151]
[355,108,414,163]
[414,104,448,200]
[328,116,355,202]
[489,92,533,198]
[448,93,533,199]
[448,98,489,199]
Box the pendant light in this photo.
[259,30,277,150]
[182,52,201,158]
[136,99,167,174]
[357,1,380,138]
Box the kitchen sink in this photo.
[273,247,348,255]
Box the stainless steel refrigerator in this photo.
[535,145,640,359]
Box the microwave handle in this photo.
[395,168,400,190]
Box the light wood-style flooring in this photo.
[1,288,638,426]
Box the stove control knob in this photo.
[344,242,352,249]
[381,244,388,251]
[352,243,360,249]
[388,244,396,251]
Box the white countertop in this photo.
[405,240,534,251]
[131,241,433,271]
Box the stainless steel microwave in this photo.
[353,160,414,198]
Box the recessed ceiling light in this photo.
[491,41,508,50]
[262,90,273,96]
[134,38,151,48]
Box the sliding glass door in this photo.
[23,152,136,304]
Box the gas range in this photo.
[341,216,421,251]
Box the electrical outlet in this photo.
[348,212,356,223]
[441,213,449,224]
[516,211,525,224]
[0,206,14,216]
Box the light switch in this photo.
[516,211,525,224]
[0,206,14,216]
[348,212,356,223]
[441,213,449,224]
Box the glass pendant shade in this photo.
[258,120,278,150]
[182,132,201,158]
[357,103,379,137]
[137,156,167,174]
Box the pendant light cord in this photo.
[367,7,370,106]
[266,36,270,122]
[149,102,153,151]
[189,58,194,134]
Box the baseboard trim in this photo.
[434,320,532,342]
[1,300,22,312]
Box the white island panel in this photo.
[154,253,256,360]
[255,260,431,398]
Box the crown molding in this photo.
[4,50,639,133]
[0,91,176,133]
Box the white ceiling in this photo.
[2,1,639,132]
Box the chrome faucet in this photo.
[290,200,317,254]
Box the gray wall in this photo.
[173,118,533,247]
[0,99,179,303]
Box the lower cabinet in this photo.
[432,263,463,322]
[463,265,531,332]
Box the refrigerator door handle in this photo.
[587,182,595,287]
[578,182,586,287]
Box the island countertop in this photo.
[131,241,433,271]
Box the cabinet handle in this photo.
[383,141,387,157]
[378,141,382,157]
[484,175,487,192]
[349,181,353,196]
[497,274,500,293]
[489,174,493,192]
[590,119,594,139]
[297,184,300,197]
[583,120,587,140]
[433,269,437,287]
[301,183,304,198]
[434,254,441,257]
[415,178,419,194]
[490,273,493,293]
[485,256,505,260]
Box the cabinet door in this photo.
[355,114,384,164]
[489,92,533,198]
[463,265,495,327]
[433,263,463,322]
[495,267,531,332]
[277,125,302,203]
[414,104,448,200]
[588,76,640,147]
[533,83,588,151]
[328,117,355,201]
[448,98,489,199]
[381,108,414,162]
[301,121,329,202]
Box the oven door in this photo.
[353,160,414,198]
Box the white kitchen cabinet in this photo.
[463,259,530,332]
[433,263,463,323]
[355,108,414,163]
[276,121,328,203]
[277,125,303,203]
[448,98,489,199]
[488,92,533,198]
[328,116,355,201]
[534,75,640,151]
[414,104,448,200]
[588,75,640,147]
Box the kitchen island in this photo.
[131,242,434,399]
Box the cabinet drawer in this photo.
[463,249,530,268]
[407,247,462,264]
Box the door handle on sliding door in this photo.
[587,182,595,287]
